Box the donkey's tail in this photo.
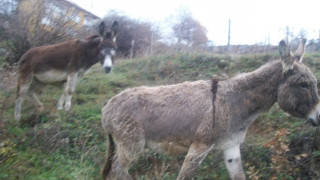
[101,134,115,180]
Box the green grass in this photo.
[1,52,320,179]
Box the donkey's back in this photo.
[19,40,80,73]
[103,80,213,147]
[18,40,83,83]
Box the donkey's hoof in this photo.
[64,104,71,111]
[38,106,44,112]
[14,114,21,121]
[234,173,246,180]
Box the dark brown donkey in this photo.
[101,39,320,180]
[15,21,118,120]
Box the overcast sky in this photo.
[69,0,319,45]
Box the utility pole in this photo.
[228,19,231,47]
[286,26,289,43]
[150,32,154,55]
[267,32,271,52]
[129,40,135,59]
[90,2,94,12]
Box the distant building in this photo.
[18,0,100,36]
[41,0,99,27]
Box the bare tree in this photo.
[0,0,93,66]
[289,29,308,50]
[172,8,208,51]
[102,11,161,58]
[16,0,90,46]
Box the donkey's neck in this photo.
[217,60,283,129]
[82,51,100,69]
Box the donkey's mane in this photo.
[86,35,101,40]
[211,78,220,128]
[228,60,283,91]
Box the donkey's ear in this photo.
[111,21,119,37]
[99,22,106,36]
[294,38,306,63]
[279,40,295,72]
[279,40,290,59]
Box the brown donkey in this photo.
[15,21,118,120]
[101,39,320,180]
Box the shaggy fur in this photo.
[101,39,320,180]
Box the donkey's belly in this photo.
[34,70,68,83]
[146,140,190,155]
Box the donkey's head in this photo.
[277,39,320,126]
[97,21,118,73]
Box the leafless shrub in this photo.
[101,11,161,58]
[0,0,94,66]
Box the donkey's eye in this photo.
[109,48,116,56]
[299,82,309,89]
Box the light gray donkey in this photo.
[101,39,320,180]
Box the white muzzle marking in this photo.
[308,102,320,126]
[103,55,112,73]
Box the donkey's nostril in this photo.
[309,118,318,126]
[104,67,111,73]
[317,113,320,120]
[312,113,320,126]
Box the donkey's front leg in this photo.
[57,72,78,111]
[57,82,67,110]
[64,72,78,111]
[177,142,214,180]
[224,144,246,180]
[30,93,44,111]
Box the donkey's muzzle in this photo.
[308,103,320,126]
[308,114,320,126]
[309,118,319,126]
[104,67,112,74]
[308,113,320,126]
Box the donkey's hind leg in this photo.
[109,150,133,180]
[109,134,145,179]
[28,80,44,112]
[15,78,32,120]
[177,142,214,180]
[29,93,44,111]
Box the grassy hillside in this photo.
[1,52,320,179]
